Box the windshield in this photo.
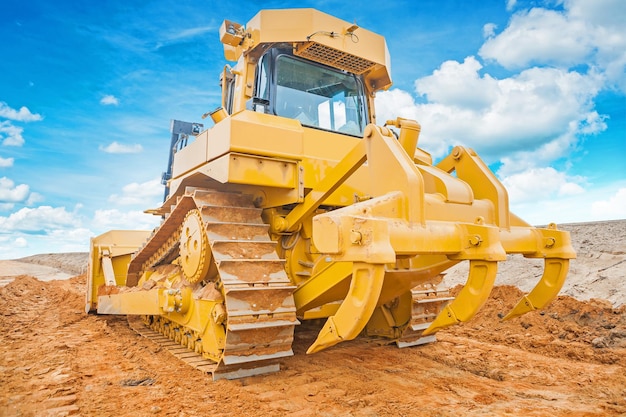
[274,55,367,136]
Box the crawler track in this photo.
[127,189,298,380]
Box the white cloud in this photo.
[108,178,163,206]
[92,208,160,231]
[0,121,25,146]
[0,102,43,147]
[0,203,92,258]
[506,0,517,11]
[0,205,80,233]
[0,228,93,259]
[376,58,605,163]
[508,182,626,225]
[47,227,94,250]
[566,0,626,28]
[0,204,161,259]
[374,88,454,157]
[0,177,42,207]
[591,187,626,220]
[500,167,585,204]
[99,141,143,153]
[0,177,30,203]
[415,57,499,110]
[479,0,626,91]
[0,102,42,122]
[167,26,213,42]
[26,192,44,206]
[100,95,119,106]
[0,235,30,260]
[0,157,14,167]
[480,8,592,69]
[374,88,421,122]
[483,23,497,38]
[155,25,215,50]
[496,116,605,178]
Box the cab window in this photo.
[272,54,367,136]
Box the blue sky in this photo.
[1,0,624,259]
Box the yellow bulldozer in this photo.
[85,8,576,380]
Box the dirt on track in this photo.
[1,221,625,416]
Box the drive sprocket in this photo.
[179,209,211,284]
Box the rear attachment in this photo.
[307,262,386,353]
[423,260,498,335]
[503,258,570,320]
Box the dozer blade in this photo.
[422,260,498,336]
[502,258,569,321]
[307,263,385,354]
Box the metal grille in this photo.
[295,42,376,75]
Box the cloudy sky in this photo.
[1,0,624,259]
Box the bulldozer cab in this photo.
[215,9,391,134]
[249,47,369,136]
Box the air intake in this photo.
[295,42,376,75]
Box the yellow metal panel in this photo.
[172,129,213,179]
[302,302,340,319]
[437,146,510,229]
[422,194,496,224]
[500,225,576,259]
[244,9,391,90]
[417,165,474,204]
[227,111,303,157]
[100,254,116,285]
[86,230,152,313]
[170,111,402,209]
[172,111,304,180]
[294,261,352,314]
[202,152,298,189]
[301,125,358,160]
[301,128,365,205]
[97,288,162,315]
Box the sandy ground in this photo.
[0,220,624,416]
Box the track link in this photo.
[396,285,454,347]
